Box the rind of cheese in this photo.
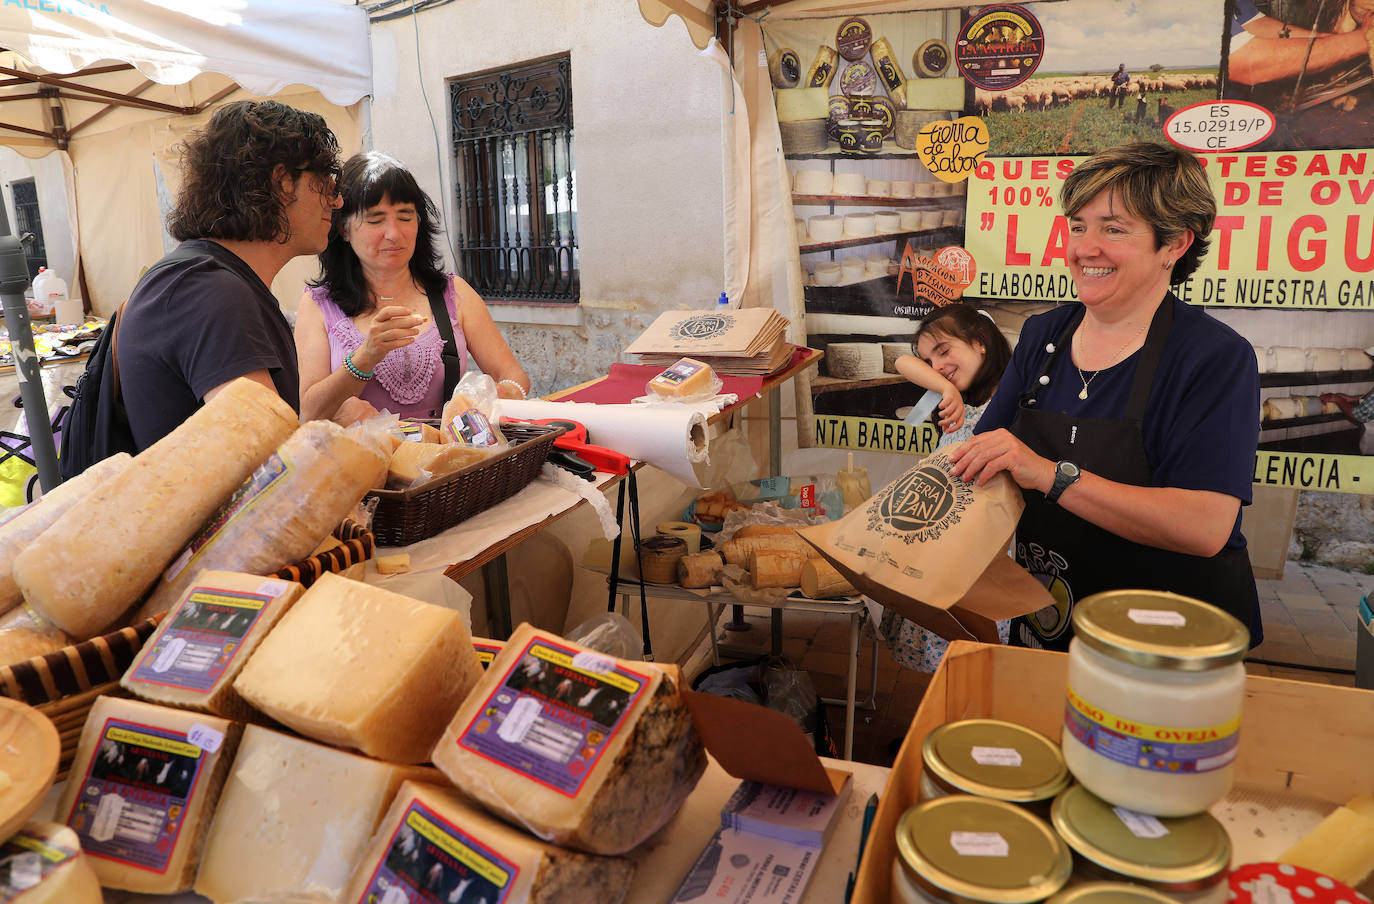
[13,378,298,639]
[898,210,922,230]
[831,172,867,195]
[813,262,842,286]
[807,214,843,243]
[345,781,635,904]
[1308,347,1346,371]
[0,822,102,903]
[1278,804,1374,886]
[866,179,892,197]
[873,212,901,234]
[56,697,240,894]
[649,358,716,399]
[777,87,830,121]
[387,440,494,488]
[840,258,866,280]
[826,343,884,380]
[135,420,387,621]
[194,725,438,904]
[1343,348,1373,370]
[432,624,706,855]
[0,452,130,615]
[842,213,876,237]
[233,572,483,763]
[1271,345,1306,373]
[903,76,965,111]
[792,169,833,195]
[120,570,304,719]
[891,180,916,198]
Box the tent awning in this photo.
[0,0,371,154]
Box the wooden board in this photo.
[0,696,60,840]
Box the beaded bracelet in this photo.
[344,351,375,381]
[499,378,527,399]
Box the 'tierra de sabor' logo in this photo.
[866,459,970,543]
[670,314,735,342]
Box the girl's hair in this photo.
[912,303,1012,406]
[311,152,448,316]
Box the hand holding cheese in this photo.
[233,573,484,763]
[13,378,298,639]
[432,623,706,854]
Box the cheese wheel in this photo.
[134,420,389,621]
[234,572,483,764]
[941,208,963,227]
[345,781,636,904]
[767,47,801,89]
[904,76,965,111]
[866,253,892,275]
[1343,348,1373,369]
[832,172,866,195]
[387,439,494,489]
[874,211,901,233]
[807,214,843,243]
[914,181,937,198]
[920,209,944,229]
[776,86,830,121]
[1263,397,1301,420]
[813,261,843,286]
[896,110,942,149]
[121,570,305,720]
[866,179,892,197]
[56,697,240,893]
[840,257,866,281]
[803,45,838,88]
[1308,347,1345,371]
[1271,345,1306,372]
[432,624,706,855]
[779,118,827,154]
[1253,345,1270,373]
[13,378,297,639]
[882,342,908,373]
[898,209,922,230]
[891,180,916,198]
[0,452,130,614]
[0,822,102,903]
[825,342,884,380]
[842,212,876,237]
[194,724,438,903]
[792,168,833,195]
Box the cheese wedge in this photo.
[1279,804,1374,887]
[0,822,102,903]
[397,419,443,444]
[120,570,305,720]
[386,440,494,488]
[375,553,411,574]
[194,725,438,903]
[776,86,829,122]
[133,420,389,621]
[346,780,635,904]
[432,623,706,854]
[648,357,716,400]
[56,697,240,894]
[0,452,130,615]
[233,573,483,763]
[13,378,298,639]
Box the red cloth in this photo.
[554,346,809,404]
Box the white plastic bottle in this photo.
[30,267,55,315]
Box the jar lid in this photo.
[922,719,1071,803]
[1072,590,1249,671]
[1050,785,1231,885]
[895,796,1072,903]
[1045,882,1177,904]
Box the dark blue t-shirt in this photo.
[975,297,1259,548]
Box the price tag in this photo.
[1113,806,1170,839]
[150,637,188,674]
[758,49,768,68]
[498,696,541,744]
[1128,608,1187,627]
[572,651,616,676]
[971,746,1022,767]
[8,851,42,890]
[257,579,291,597]
[188,723,224,754]
[949,831,1009,857]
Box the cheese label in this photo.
[473,640,503,670]
[128,587,272,692]
[164,451,293,582]
[458,637,649,797]
[66,718,207,873]
[652,359,706,388]
[1,830,79,897]
[445,409,497,446]
[397,421,430,442]
[357,800,519,904]
[1065,685,1241,774]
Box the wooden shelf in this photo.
[811,373,909,393]
[792,194,965,206]
[800,226,962,254]
[785,146,921,160]
[1260,369,1374,388]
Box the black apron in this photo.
[1007,298,1260,651]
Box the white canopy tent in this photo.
[0,0,373,312]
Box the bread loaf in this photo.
[721,535,819,567]
[749,550,807,588]
[678,551,724,588]
[13,378,297,639]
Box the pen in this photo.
[845,793,880,903]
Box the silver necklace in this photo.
[1074,321,1147,400]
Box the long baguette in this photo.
[721,535,820,567]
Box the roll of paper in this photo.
[658,521,702,554]
[495,399,710,487]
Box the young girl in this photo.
[881,303,1013,673]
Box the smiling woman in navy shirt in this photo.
[948,142,1261,651]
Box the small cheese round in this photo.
[808,214,844,243]
[840,257,866,281]
[866,179,892,197]
[898,210,922,230]
[832,172,867,196]
[842,212,876,237]
[891,180,916,198]
[874,211,901,233]
[813,261,843,285]
[793,169,834,195]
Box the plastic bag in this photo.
[644,357,725,404]
[565,612,642,660]
[717,500,820,544]
[730,474,844,522]
[440,371,508,449]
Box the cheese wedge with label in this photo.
[432,623,706,854]
[194,725,438,903]
[56,696,240,894]
[13,378,298,639]
[346,780,635,904]
[0,822,102,903]
[648,357,715,400]
[386,440,493,488]
[133,420,389,621]
[234,572,483,763]
[472,636,504,670]
[121,570,305,719]
[397,419,443,444]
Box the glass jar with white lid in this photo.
[1049,784,1231,903]
[920,719,1071,812]
[1062,590,1247,817]
[1046,882,1178,904]
[892,795,1072,903]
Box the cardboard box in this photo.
[852,640,1374,904]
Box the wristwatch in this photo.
[1046,460,1081,504]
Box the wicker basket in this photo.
[366,423,567,546]
[0,519,374,779]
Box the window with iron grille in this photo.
[11,179,47,281]
[450,54,578,303]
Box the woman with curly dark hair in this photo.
[117,100,343,449]
[294,152,528,422]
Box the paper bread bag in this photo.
[799,442,1053,642]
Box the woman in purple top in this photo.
[295,152,529,422]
